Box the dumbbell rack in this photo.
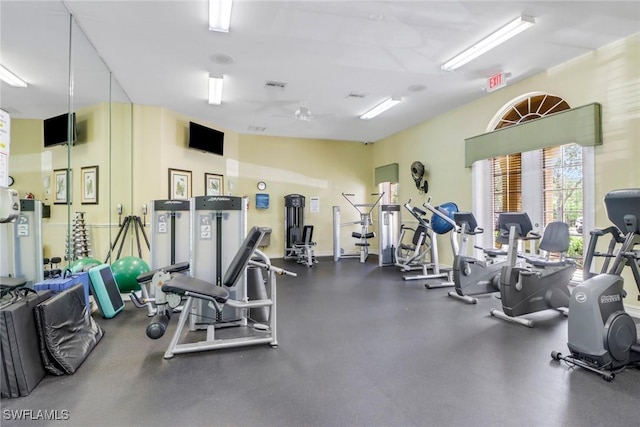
[67,211,92,261]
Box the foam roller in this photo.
[146,312,170,339]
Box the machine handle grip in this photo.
[249,260,298,277]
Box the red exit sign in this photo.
[487,71,507,92]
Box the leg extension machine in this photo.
[157,227,297,359]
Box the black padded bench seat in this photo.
[136,262,190,284]
[161,274,229,304]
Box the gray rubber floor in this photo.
[3,257,639,426]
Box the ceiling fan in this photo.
[272,105,335,122]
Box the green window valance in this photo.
[464,102,602,167]
[374,163,399,184]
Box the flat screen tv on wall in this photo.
[43,112,77,147]
[188,121,224,156]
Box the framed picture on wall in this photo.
[81,165,99,204]
[205,173,224,196]
[169,168,192,200]
[53,168,72,204]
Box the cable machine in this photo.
[0,199,44,287]
[284,194,305,259]
[333,192,384,263]
[189,195,247,331]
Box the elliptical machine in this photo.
[489,213,575,327]
[419,198,460,289]
[552,188,640,381]
[448,212,508,304]
[395,200,432,272]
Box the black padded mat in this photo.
[35,284,103,375]
[0,289,51,398]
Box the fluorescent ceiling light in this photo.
[208,74,224,105]
[360,97,401,120]
[441,15,535,71]
[209,0,233,32]
[0,64,27,87]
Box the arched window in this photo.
[475,93,586,265]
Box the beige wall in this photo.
[238,133,373,257]
[372,33,640,307]
[132,105,374,258]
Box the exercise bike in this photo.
[448,212,508,304]
[552,188,640,381]
[489,213,575,327]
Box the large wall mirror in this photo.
[1,0,132,280]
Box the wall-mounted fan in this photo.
[411,161,429,194]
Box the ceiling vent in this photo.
[264,81,287,90]
[248,126,266,132]
[347,92,367,99]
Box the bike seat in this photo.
[523,256,576,268]
[484,248,507,258]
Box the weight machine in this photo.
[333,192,384,263]
[0,199,44,287]
[156,226,297,359]
[378,204,401,267]
[130,199,191,319]
[284,194,305,259]
[189,195,247,330]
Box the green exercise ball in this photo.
[69,257,101,273]
[111,256,150,293]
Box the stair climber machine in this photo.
[405,197,460,289]
[489,213,575,327]
[448,212,509,304]
[552,188,640,381]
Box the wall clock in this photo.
[257,181,267,191]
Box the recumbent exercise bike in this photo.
[490,213,576,327]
